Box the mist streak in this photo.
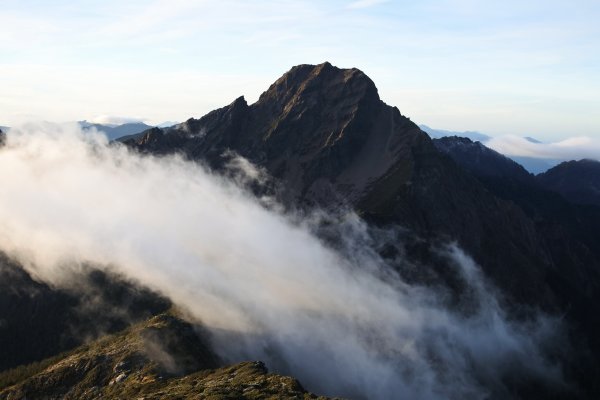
[0,123,562,399]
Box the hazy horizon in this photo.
[1,1,599,142]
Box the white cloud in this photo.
[0,123,564,399]
[89,115,145,126]
[347,0,389,9]
[485,135,600,160]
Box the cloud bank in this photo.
[0,123,564,399]
[88,115,146,126]
[485,134,600,161]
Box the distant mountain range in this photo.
[507,155,562,174]
[0,122,156,142]
[434,135,600,206]
[79,121,155,141]
[419,125,568,173]
[419,124,492,142]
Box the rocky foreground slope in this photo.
[0,313,329,400]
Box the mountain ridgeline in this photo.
[80,121,154,141]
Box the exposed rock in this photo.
[80,122,153,141]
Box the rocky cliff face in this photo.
[124,62,412,206]
[538,159,600,207]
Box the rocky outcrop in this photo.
[0,313,329,400]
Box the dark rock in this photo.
[537,159,600,207]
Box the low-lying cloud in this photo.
[486,134,600,161]
[88,115,146,126]
[0,123,564,399]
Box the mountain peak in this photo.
[257,62,380,109]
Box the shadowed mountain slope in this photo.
[432,136,600,395]
[538,159,600,207]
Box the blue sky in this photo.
[1,0,599,141]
